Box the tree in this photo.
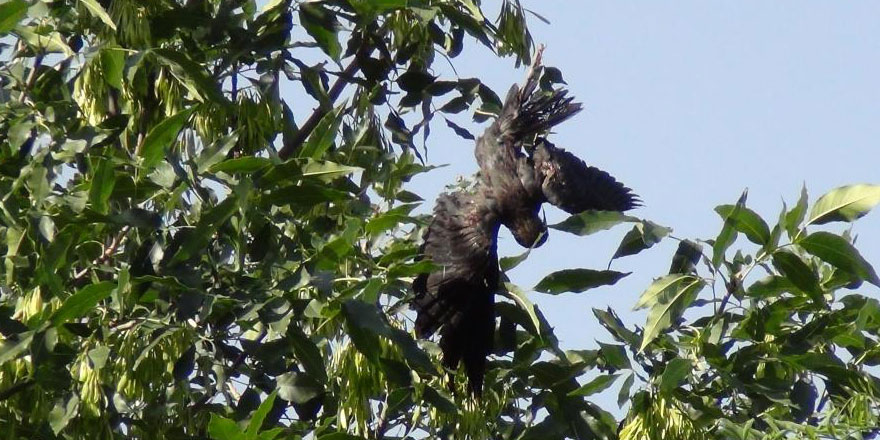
[0,1,878,439]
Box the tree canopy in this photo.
[0,1,879,439]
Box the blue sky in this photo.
[404,1,880,406]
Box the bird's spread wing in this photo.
[412,189,499,394]
[533,140,640,213]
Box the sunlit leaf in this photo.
[799,231,880,287]
[807,184,880,225]
[0,0,27,34]
[568,373,619,397]
[772,250,824,305]
[715,204,770,246]
[80,0,116,30]
[139,108,196,172]
[551,210,638,236]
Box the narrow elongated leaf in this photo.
[533,269,629,295]
[100,48,124,90]
[617,373,635,407]
[712,190,747,267]
[594,307,640,346]
[500,248,530,271]
[51,281,116,325]
[634,274,696,310]
[660,358,691,393]
[0,0,27,34]
[501,282,541,337]
[139,108,195,171]
[612,221,671,259]
[153,49,224,102]
[639,276,704,351]
[551,210,638,236]
[301,159,361,180]
[568,374,619,397]
[88,158,115,214]
[207,414,246,440]
[80,0,116,30]
[715,204,770,246]
[771,250,824,305]
[196,132,239,174]
[210,157,272,174]
[807,184,880,225]
[245,391,277,436]
[799,231,880,287]
[299,3,341,60]
[299,106,343,159]
[785,184,808,237]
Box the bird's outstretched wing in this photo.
[533,140,640,213]
[412,189,500,394]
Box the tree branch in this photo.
[0,380,35,402]
[278,59,360,160]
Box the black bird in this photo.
[413,53,639,394]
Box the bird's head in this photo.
[506,209,548,249]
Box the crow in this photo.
[413,51,639,394]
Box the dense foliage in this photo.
[0,0,878,439]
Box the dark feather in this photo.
[412,189,500,395]
[533,140,640,213]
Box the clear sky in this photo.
[404,1,880,410]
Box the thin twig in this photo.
[18,51,44,103]
[74,226,131,281]
[277,58,360,160]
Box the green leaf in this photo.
[746,275,797,298]
[715,204,771,246]
[612,221,671,259]
[287,325,327,383]
[533,269,629,295]
[88,158,115,214]
[153,49,224,103]
[139,108,195,172]
[301,159,361,181]
[593,308,639,346]
[80,0,116,30]
[341,300,433,370]
[799,231,880,287]
[277,372,322,405]
[210,157,272,174]
[771,250,824,305]
[50,281,116,326]
[245,391,276,436]
[48,395,80,434]
[550,210,638,236]
[317,434,368,440]
[299,3,341,61]
[785,184,808,237]
[100,48,124,89]
[638,276,704,351]
[568,374,619,397]
[501,282,541,337]
[0,0,27,34]
[0,330,34,365]
[807,184,880,225]
[170,180,251,264]
[207,414,246,440]
[298,106,343,159]
[196,132,239,174]
[500,248,531,271]
[13,27,73,55]
[617,373,634,408]
[659,358,691,394]
[712,190,747,267]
